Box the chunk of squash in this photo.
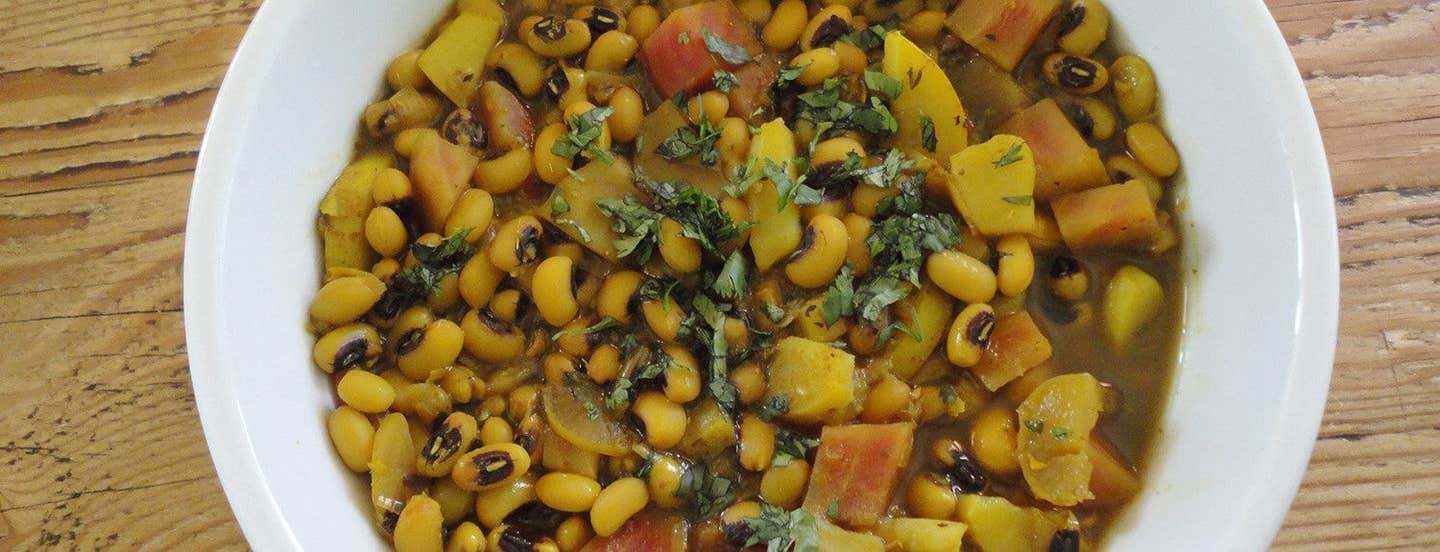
[1051,181,1159,250]
[971,312,1052,391]
[746,119,803,272]
[418,11,504,106]
[883,31,968,167]
[803,422,915,529]
[539,158,638,262]
[951,54,1034,130]
[1101,265,1164,349]
[675,398,738,460]
[817,518,887,551]
[1087,436,1140,506]
[765,337,857,425]
[318,151,392,270]
[947,134,1036,237]
[1015,373,1104,506]
[945,0,1063,72]
[409,132,479,232]
[998,99,1108,199]
[876,518,968,552]
[580,510,689,552]
[868,283,953,381]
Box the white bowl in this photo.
[184,1,1338,550]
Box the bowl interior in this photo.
[184,1,1337,550]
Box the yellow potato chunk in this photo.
[947,134,1037,237]
[1015,373,1104,506]
[1103,265,1165,349]
[418,11,503,106]
[876,518,968,552]
[765,337,857,424]
[883,31,968,167]
[817,518,886,551]
[318,152,392,270]
[746,119,803,272]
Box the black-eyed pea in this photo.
[372,258,402,286]
[642,300,685,343]
[790,48,841,87]
[458,249,504,309]
[901,10,948,44]
[738,414,777,472]
[536,472,603,512]
[393,127,440,159]
[661,345,702,403]
[927,250,997,304]
[396,319,465,380]
[969,405,1021,475]
[1057,0,1110,56]
[585,31,639,72]
[626,4,660,42]
[595,270,642,322]
[554,317,595,357]
[393,494,444,552]
[489,215,544,272]
[717,117,752,170]
[759,459,810,509]
[995,235,1035,297]
[479,417,515,446]
[1043,53,1110,95]
[1125,122,1180,177]
[337,369,395,412]
[730,361,766,405]
[946,302,996,368]
[474,474,537,528]
[658,218,702,274]
[905,473,958,520]
[371,167,414,205]
[795,296,847,342]
[532,256,581,326]
[520,15,592,58]
[445,521,484,552]
[508,384,543,422]
[1106,155,1162,199]
[842,214,873,276]
[720,501,763,537]
[832,41,867,74]
[310,273,386,325]
[487,289,530,323]
[735,0,772,24]
[685,91,730,127]
[633,391,686,449]
[606,86,644,144]
[460,309,526,363]
[1111,55,1158,120]
[1049,256,1089,301]
[645,455,687,508]
[785,214,849,289]
[763,0,807,51]
[386,49,428,91]
[418,412,479,477]
[327,406,375,473]
[444,189,495,243]
[440,366,482,404]
[364,87,444,137]
[487,43,546,97]
[534,123,573,185]
[851,183,897,218]
[451,442,530,492]
[543,352,579,384]
[800,5,853,51]
[555,515,593,552]
[393,383,454,425]
[723,316,751,351]
[572,4,625,35]
[313,323,382,374]
[587,344,623,385]
[426,272,463,312]
[590,478,649,537]
[473,147,534,194]
[810,136,865,169]
[1066,97,1118,141]
[365,206,409,257]
[860,373,912,423]
[861,0,921,20]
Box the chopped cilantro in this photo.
[993,142,1025,168]
[765,159,823,210]
[554,217,592,243]
[762,303,787,323]
[919,113,938,152]
[702,29,753,64]
[838,16,899,51]
[757,394,790,421]
[713,69,739,92]
[868,211,962,285]
[647,179,750,254]
[1025,419,1045,432]
[372,228,474,317]
[744,504,820,552]
[679,463,735,518]
[552,106,615,162]
[550,192,571,216]
[606,348,668,409]
[656,115,723,166]
[822,264,856,325]
[863,68,902,101]
[677,31,690,45]
[712,250,748,301]
[794,78,898,137]
[691,294,741,412]
[773,428,820,466]
[940,384,959,405]
[1052,426,1072,440]
[551,317,621,341]
[826,498,841,519]
[723,158,764,197]
[595,196,663,263]
[1002,195,1034,206]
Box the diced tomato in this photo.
[579,510,689,552]
[727,54,780,121]
[641,0,761,98]
[802,422,915,529]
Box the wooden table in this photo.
[0,1,1435,549]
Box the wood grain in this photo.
[0,0,1436,550]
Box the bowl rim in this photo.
[182,1,1339,550]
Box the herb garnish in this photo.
[773,428,820,466]
[372,228,474,318]
[712,250,748,301]
[595,196,663,263]
[794,78,898,137]
[702,29,753,64]
[713,69,739,93]
[919,113,938,152]
[837,16,900,51]
[1002,195,1034,206]
[863,69,902,101]
[656,116,722,166]
[552,106,615,162]
[1025,419,1045,432]
[757,394,790,422]
[606,348,668,409]
[993,142,1025,168]
[647,179,751,254]
[679,464,735,518]
[743,504,820,552]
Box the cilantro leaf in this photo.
[712,250,748,301]
[552,106,615,162]
[757,394,790,421]
[838,16,900,51]
[550,192,571,216]
[656,116,722,166]
[606,348,669,409]
[853,276,910,323]
[646,179,750,254]
[692,294,740,412]
[1002,195,1034,206]
[713,69,739,92]
[702,28,753,64]
[552,317,621,341]
[765,159,823,210]
[919,113,938,152]
[744,504,820,552]
[724,158,764,197]
[773,428,820,466]
[679,462,736,518]
[863,68,902,101]
[822,264,856,325]
[372,228,475,317]
[595,196,663,263]
[868,212,961,285]
[993,142,1025,168]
